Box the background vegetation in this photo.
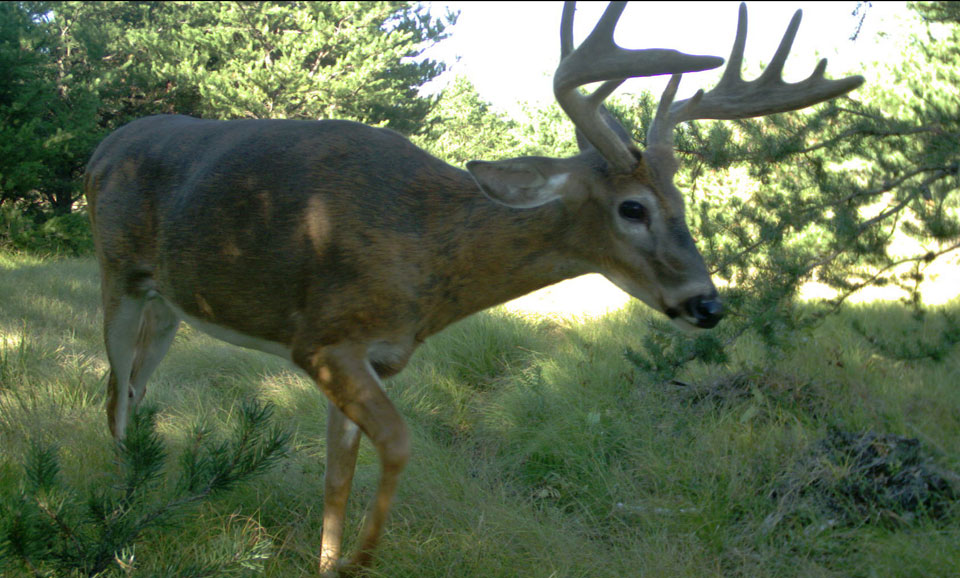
[0,1,958,576]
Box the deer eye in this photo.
[618,200,648,224]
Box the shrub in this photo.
[0,204,93,257]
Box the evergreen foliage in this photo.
[413,76,524,165]
[0,2,101,216]
[0,205,93,256]
[70,1,454,131]
[0,402,291,577]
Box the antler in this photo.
[554,1,724,173]
[648,2,866,150]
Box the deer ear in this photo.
[467,159,571,209]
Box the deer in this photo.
[84,1,863,574]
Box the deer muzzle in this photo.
[683,292,724,329]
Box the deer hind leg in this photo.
[294,343,410,575]
[104,286,180,440]
[104,293,146,440]
[128,297,180,407]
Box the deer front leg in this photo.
[319,402,361,573]
[295,342,411,575]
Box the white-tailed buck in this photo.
[85,1,863,574]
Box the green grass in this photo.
[1,251,958,577]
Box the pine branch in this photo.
[794,125,952,155]
[835,164,958,205]
[0,402,290,576]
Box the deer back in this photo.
[86,115,604,371]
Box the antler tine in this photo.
[561,3,626,108]
[648,74,684,150]
[559,1,576,58]
[554,1,724,172]
[717,2,748,89]
[759,8,801,84]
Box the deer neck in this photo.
[416,177,593,337]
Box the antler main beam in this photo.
[554,1,724,172]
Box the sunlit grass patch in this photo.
[0,250,43,270]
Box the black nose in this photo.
[685,295,724,329]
